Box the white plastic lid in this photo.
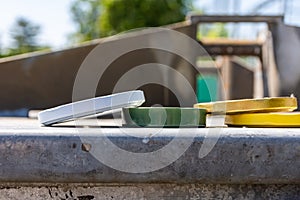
[38,90,145,125]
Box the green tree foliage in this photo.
[8,17,46,55]
[99,0,192,37]
[206,23,228,38]
[70,0,193,42]
[70,0,101,42]
[197,23,228,39]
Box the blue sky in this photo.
[0,0,75,49]
[0,0,286,50]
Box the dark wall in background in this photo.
[0,23,197,113]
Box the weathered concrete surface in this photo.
[0,118,299,199]
[0,118,299,184]
[0,184,299,200]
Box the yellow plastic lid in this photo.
[225,112,300,127]
[194,97,297,114]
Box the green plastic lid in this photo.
[122,107,206,127]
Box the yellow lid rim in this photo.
[225,112,300,127]
[194,97,297,114]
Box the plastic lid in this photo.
[226,112,300,127]
[38,90,145,126]
[122,107,206,127]
[194,97,297,114]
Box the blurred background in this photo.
[0,0,295,54]
[0,0,300,116]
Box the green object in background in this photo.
[122,107,206,128]
[197,74,218,103]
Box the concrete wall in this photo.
[0,45,95,111]
[0,23,197,112]
[270,23,300,101]
[228,59,254,99]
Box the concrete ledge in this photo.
[0,184,299,200]
[0,118,299,185]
